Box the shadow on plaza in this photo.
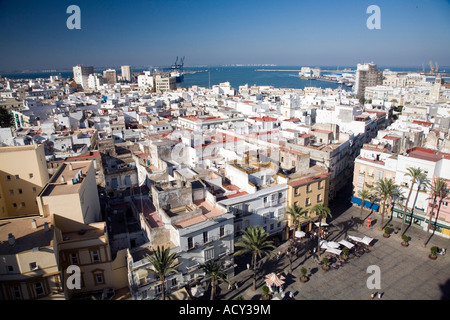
[440,279,450,300]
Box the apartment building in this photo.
[73,65,94,90]
[37,161,101,224]
[284,166,331,235]
[354,63,383,99]
[0,216,63,300]
[0,144,49,219]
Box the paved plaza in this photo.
[216,202,450,300]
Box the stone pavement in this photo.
[216,205,450,300]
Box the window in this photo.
[220,226,225,237]
[318,180,323,189]
[187,237,194,249]
[15,175,19,180]
[12,203,17,208]
[204,247,214,261]
[29,173,33,179]
[7,265,14,274]
[29,262,38,270]
[9,189,14,195]
[306,198,311,206]
[21,202,25,208]
[171,278,177,287]
[92,250,100,262]
[34,282,44,297]
[94,272,104,285]
[70,253,78,265]
[270,223,274,230]
[307,184,312,193]
[203,231,208,244]
[317,194,322,203]
[12,286,21,299]
[32,187,37,193]
[6,175,11,181]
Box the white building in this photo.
[73,65,94,89]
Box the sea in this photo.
[1,65,448,91]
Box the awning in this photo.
[295,230,306,238]
[351,196,362,206]
[348,235,363,243]
[325,248,342,255]
[339,239,355,249]
[265,273,285,287]
[361,236,374,246]
[314,221,329,227]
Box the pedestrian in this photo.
[378,292,383,299]
[234,282,239,289]
[370,292,375,300]
[228,283,232,290]
[246,263,250,270]
[289,291,294,299]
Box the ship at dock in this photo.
[170,56,184,82]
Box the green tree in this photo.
[199,260,230,300]
[400,167,430,236]
[144,246,182,300]
[310,203,332,259]
[424,178,450,247]
[372,178,400,231]
[286,204,309,236]
[0,107,14,128]
[357,189,372,220]
[234,226,275,291]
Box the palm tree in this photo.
[423,178,449,247]
[199,260,230,300]
[400,167,429,236]
[357,189,372,220]
[234,226,275,291]
[310,203,332,259]
[144,246,182,300]
[372,178,399,231]
[286,204,309,237]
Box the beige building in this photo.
[155,74,176,92]
[285,166,331,235]
[37,161,101,224]
[0,216,63,300]
[37,160,128,299]
[53,216,128,300]
[0,144,49,219]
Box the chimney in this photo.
[44,222,50,232]
[31,218,37,229]
[8,233,15,246]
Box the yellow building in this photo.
[285,167,330,236]
[0,144,49,219]
[52,216,128,299]
[37,161,101,224]
[0,216,64,300]
[36,160,128,299]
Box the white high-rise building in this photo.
[121,65,131,82]
[72,65,94,89]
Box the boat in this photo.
[170,56,185,82]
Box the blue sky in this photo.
[0,0,449,71]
